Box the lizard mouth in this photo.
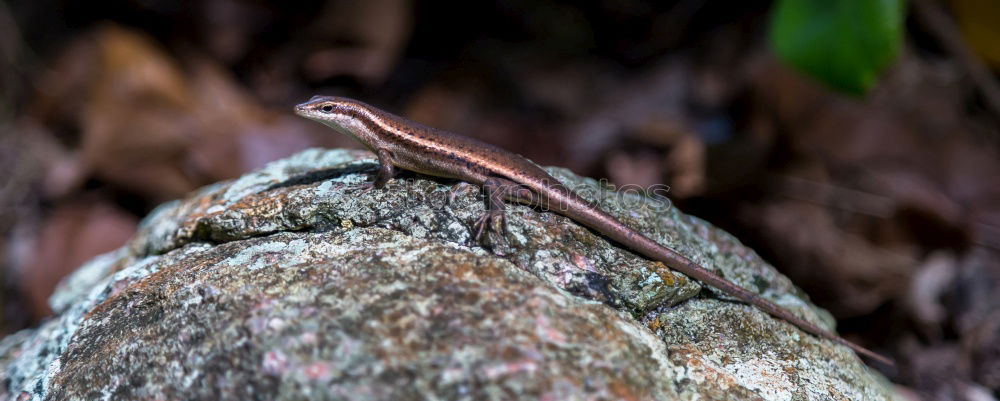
[293,102,318,119]
[294,96,333,118]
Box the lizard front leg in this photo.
[350,148,395,192]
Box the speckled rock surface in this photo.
[0,148,900,401]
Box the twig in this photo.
[771,175,897,218]
[911,0,1000,121]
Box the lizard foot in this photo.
[473,208,508,245]
[345,180,379,194]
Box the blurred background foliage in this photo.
[1,0,999,399]
[770,0,905,95]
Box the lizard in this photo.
[294,95,893,366]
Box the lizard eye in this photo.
[320,104,334,113]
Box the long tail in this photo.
[642,240,894,366]
[549,189,894,367]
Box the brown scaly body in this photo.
[294,95,892,366]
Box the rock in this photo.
[0,148,900,400]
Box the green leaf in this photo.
[770,0,905,95]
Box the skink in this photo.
[294,95,892,366]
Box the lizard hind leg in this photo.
[473,176,537,244]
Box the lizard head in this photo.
[294,96,373,142]
[295,95,355,122]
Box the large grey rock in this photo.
[0,149,899,400]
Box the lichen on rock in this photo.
[1,148,900,400]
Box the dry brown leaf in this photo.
[951,0,1000,69]
[301,0,412,85]
[26,24,337,202]
[14,198,137,318]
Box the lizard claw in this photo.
[473,209,508,245]
[346,181,376,193]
